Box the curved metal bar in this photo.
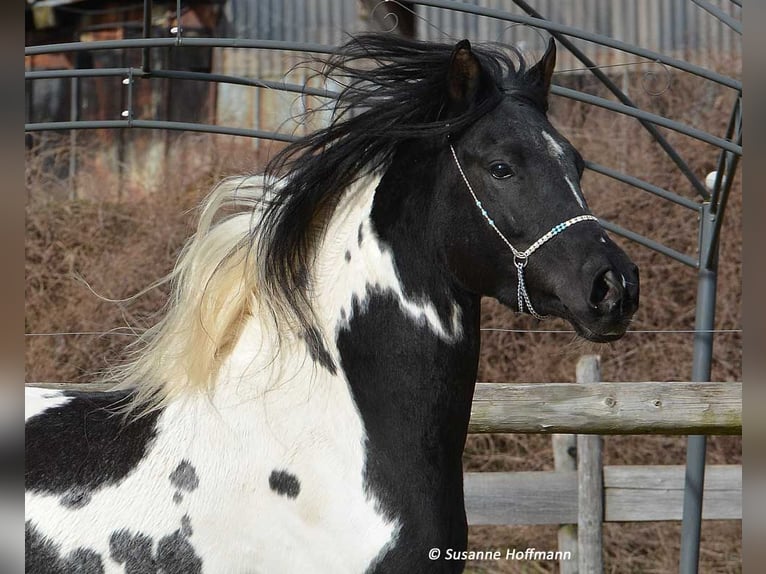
[510,0,710,200]
[25,67,339,100]
[598,219,698,268]
[25,37,337,57]
[553,86,742,155]
[410,0,741,91]
[149,70,338,99]
[24,122,698,267]
[706,109,741,270]
[24,119,301,143]
[690,0,742,34]
[26,68,133,79]
[23,23,740,93]
[710,96,742,211]
[585,161,700,211]
[25,71,739,155]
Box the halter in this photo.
[449,144,599,320]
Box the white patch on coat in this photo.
[314,177,463,343]
[25,387,73,421]
[565,174,586,210]
[542,130,565,159]
[543,131,586,209]
[25,174,462,573]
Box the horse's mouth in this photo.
[570,320,629,343]
[552,301,633,343]
[558,302,633,343]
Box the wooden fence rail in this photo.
[469,381,742,435]
[30,380,743,435]
[464,464,742,525]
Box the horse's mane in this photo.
[110,34,538,413]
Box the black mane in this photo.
[259,33,540,349]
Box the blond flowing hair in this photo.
[106,175,286,413]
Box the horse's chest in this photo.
[166,398,398,573]
[25,382,398,574]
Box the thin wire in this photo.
[480,328,741,334]
[25,328,742,337]
[555,61,657,74]
[25,331,143,337]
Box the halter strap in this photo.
[449,144,599,320]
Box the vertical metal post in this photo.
[142,0,153,73]
[68,75,78,200]
[679,202,718,573]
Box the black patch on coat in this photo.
[25,390,161,495]
[156,529,202,573]
[67,548,106,574]
[109,529,155,572]
[337,290,480,573]
[109,515,202,574]
[26,522,105,574]
[357,223,364,246]
[302,326,337,374]
[173,492,183,505]
[168,460,199,492]
[180,515,193,537]
[340,145,483,572]
[108,517,202,574]
[269,469,301,499]
[340,139,487,568]
[60,488,92,509]
[345,250,352,262]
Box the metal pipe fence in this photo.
[24,2,742,572]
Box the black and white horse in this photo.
[26,35,638,573]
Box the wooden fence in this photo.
[28,355,742,572]
[463,355,742,573]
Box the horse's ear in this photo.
[447,39,482,115]
[525,38,556,110]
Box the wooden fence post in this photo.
[577,355,604,574]
[553,432,578,573]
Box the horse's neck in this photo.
[209,170,480,459]
[156,172,479,559]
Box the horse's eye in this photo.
[489,162,515,180]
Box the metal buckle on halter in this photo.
[514,254,528,268]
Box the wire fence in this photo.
[25,1,742,271]
[24,328,743,337]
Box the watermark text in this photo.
[427,547,572,562]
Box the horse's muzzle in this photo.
[580,263,639,341]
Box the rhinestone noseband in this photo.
[450,144,599,320]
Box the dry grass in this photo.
[25,67,741,573]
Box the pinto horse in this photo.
[26,34,638,573]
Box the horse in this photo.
[25,34,639,573]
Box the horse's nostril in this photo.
[590,269,623,310]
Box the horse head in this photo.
[435,38,639,341]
